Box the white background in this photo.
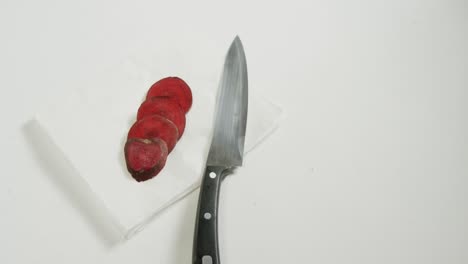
[1,0,467,263]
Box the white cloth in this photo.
[35,58,282,240]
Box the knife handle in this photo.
[192,165,227,264]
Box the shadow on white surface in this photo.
[22,119,125,247]
[172,191,199,264]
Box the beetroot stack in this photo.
[124,77,193,182]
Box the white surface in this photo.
[1,0,467,263]
[34,58,281,238]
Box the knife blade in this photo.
[192,36,248,264]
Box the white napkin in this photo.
[35,59,282,240]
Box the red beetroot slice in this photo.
[146,77,193,113]
[124,138,168,182]
[128,115,179,153]
[137,97,186,138]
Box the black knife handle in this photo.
[192,165,227,264]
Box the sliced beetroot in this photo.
[137,97,186,138]
[127,115,179,153]
[146,77,193,113]
[124,138,168,182]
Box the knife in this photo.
[192,36,248,264]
